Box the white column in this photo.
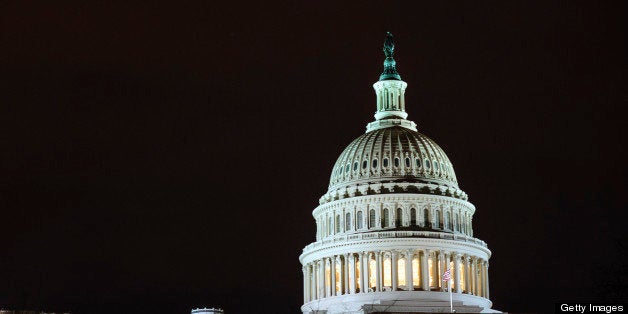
[453,254,461,293]
[438,251,444,290]
[302,266,307,303]
[464,256,471,294]
[485,261,490,299]
[343,254,350,295]
[421,250,429,291]
[319,259,325,298]
[349,254,356,294]
[376,251,382,292]
[330,256,336,296]
[360,252,368,292]
[405,250,413,291]
[470,258,476,295]
[391,251,398,291]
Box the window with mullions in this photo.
[357,211,363,229]
[369,209,376,228]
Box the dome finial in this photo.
[380,32,401,80]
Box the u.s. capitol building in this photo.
[299,33,499,313]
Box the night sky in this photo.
[1,1,627,313]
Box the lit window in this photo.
[369,258,377,290]
[398,258,406,287]
[413,256,421,289]
[384,257,392,287]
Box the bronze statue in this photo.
[383,32,395,58]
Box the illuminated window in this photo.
[429,254,438,289]
[383,256,392,287]
[325,265,331,290]
[382,208,389,227]
[345,213,351,230]
[369,209,376,228]
[459,258,465,292]
[410,208,417,226]
[412,256,421,289]
[355,258,361,291]
[398,258,406,287]
[335,261,342,294]
[357,211,363,229]
[396,208,402,227]
[369,258,377,290]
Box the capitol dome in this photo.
[300,33,497,314]
[329,126,459,191]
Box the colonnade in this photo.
[302,250,489,303]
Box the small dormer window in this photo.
[394,158,400,167]
[383,158,389,167]
[434,161,439,171]
[362,160,368,169]
[416,158,421,168]
[372,159,378,168]
[353,162,358,171]
[425,160,431,169]
[345,164,350,173]
[405,157,410,168]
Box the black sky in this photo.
[1,1,627,313]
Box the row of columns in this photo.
[303,250,489,303]
[317,207,473,239]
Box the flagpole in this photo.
[449,279,453,313]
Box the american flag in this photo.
[442,269,452,281]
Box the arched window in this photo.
[372,159,378,168]
[353,162,358,171]
[396,208,403,227]
[405,157,411,168]
[328,216,332,234]
[335,214,341,233]
[435,210,440,228]
[357,211,363,229]
[345,212,351,231]
[455,213,459,231]
[383,158,389,167]
[416,158,421,168]
[445,212,451,230]
[423,208,430,228]
[362,160,368,169]
[394,157,400,167]
[382,208,389,227]
[425,160,431,169]
[369,209,376,228]
[434,161,439,171]
[410,208,417,226]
